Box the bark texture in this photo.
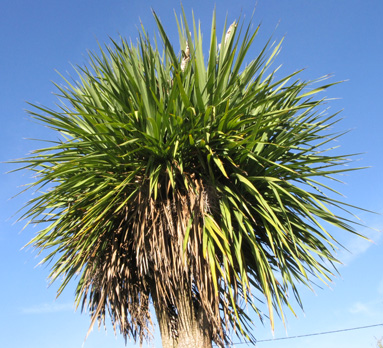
[151,285,213,348]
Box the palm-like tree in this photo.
[15,9,365,348]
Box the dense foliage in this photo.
[15,9,364,347]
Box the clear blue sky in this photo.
[1,1,382,347]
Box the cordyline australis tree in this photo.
[14,8,366,348]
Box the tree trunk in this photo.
[151,285,213,348]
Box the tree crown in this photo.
[14,8,367,347]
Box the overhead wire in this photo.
[222,323,383,346]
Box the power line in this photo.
[229,323,383,346]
